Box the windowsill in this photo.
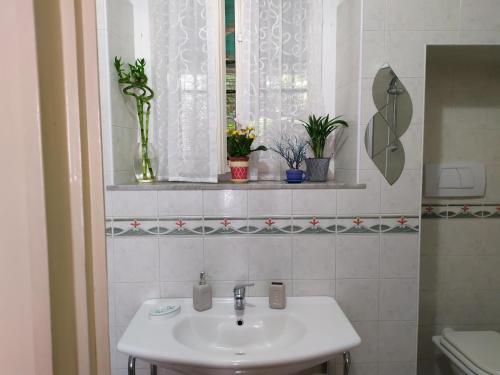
[107,180,366,191]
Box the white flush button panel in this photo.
[424,162,485,197]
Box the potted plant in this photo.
[113,57,156,183]
[227,124,267,183]
[271,135,308,183]
[301,114,348,182]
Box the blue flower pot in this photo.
[286,169,306,183]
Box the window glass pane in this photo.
[225,0,236,129]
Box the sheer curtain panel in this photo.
[238,0,324,180]
[150,0,220,182]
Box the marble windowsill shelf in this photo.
[107,180,366,191]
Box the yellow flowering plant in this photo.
[227,124,267,158]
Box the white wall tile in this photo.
[203,190,247,217]
[112,191,158,218]
[248,237,292,280]
[433,220,482,255]
[402,78,424,125]
[380,169,421,215]
[293,236,335,279]
[158,191,202,217]
[458,30,500,43]
[350,321,379,363]
[336,236,380,278]
[379,278,418,320]
[338,170,381,215]
[248,280,293,297]
[380,234,419,278]
[400,125,423,171]
[248,190,292,216]
[212,280,247,297]
[386,31,458,78]
[460,0,500,30]
[349,363,379,375]
[379,362,417,375]
[159,237,203,282]
[111,125,136,175]
[336,279,379,321]
[292,189,337,216]
[362,31,386,79]
[160,282,193,298]
[110,325,129,370]
[379,321,417,362]
[204,236,249,281]
[363,0,386,31]
[293,280,334,296]
[386,0,459,31]
[113,237,158,282]
[114,283,160,325]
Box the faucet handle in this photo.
[233,283,254,292]
[233,283,254,298]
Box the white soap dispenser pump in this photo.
[193,272,212,312]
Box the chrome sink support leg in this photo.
[150,364,158,375]
[128,356,136,375]
[343,351,351,375]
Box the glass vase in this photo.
[134,142,157,183]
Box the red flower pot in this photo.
[229,156,249,183]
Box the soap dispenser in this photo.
[193,272,212,312]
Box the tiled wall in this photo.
[97,0,138,185]
[105,189,420,374]
[418,48,500,375]
[100,0,500,375]
[357,2,500,372]
[335,0,362,178]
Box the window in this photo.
[144,0,330,182]
[225,0,236,130]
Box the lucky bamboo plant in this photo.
[114,57,155,182]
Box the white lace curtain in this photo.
[238,0,324,180]
[148,0,324,182]
[149,0,220,182]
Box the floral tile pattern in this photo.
[446,204,483,219]
[247,217,293,235]
[422,204,500,219]
[204,217,248,235]
[337,216,381,234]
[157,218,204,235]
[106,215,423,236]
[292,217,336,234]
[111,218,158,236]
[421,205,447,218]
[380,216,419,233]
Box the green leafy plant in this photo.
[301,114,348,158]
[113,57,155,181]
[227,125,267,158]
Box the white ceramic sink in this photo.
[118,297,361,375]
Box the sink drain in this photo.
[234,351,246,356]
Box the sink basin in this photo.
[118,297,361,375]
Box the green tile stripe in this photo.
[422,203,500,219]
[105,215,419,236]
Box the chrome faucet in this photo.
[233,283,254,311]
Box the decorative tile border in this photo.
[422,204,500,219]
[106,215,419,236]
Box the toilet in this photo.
[433,328,500,375]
